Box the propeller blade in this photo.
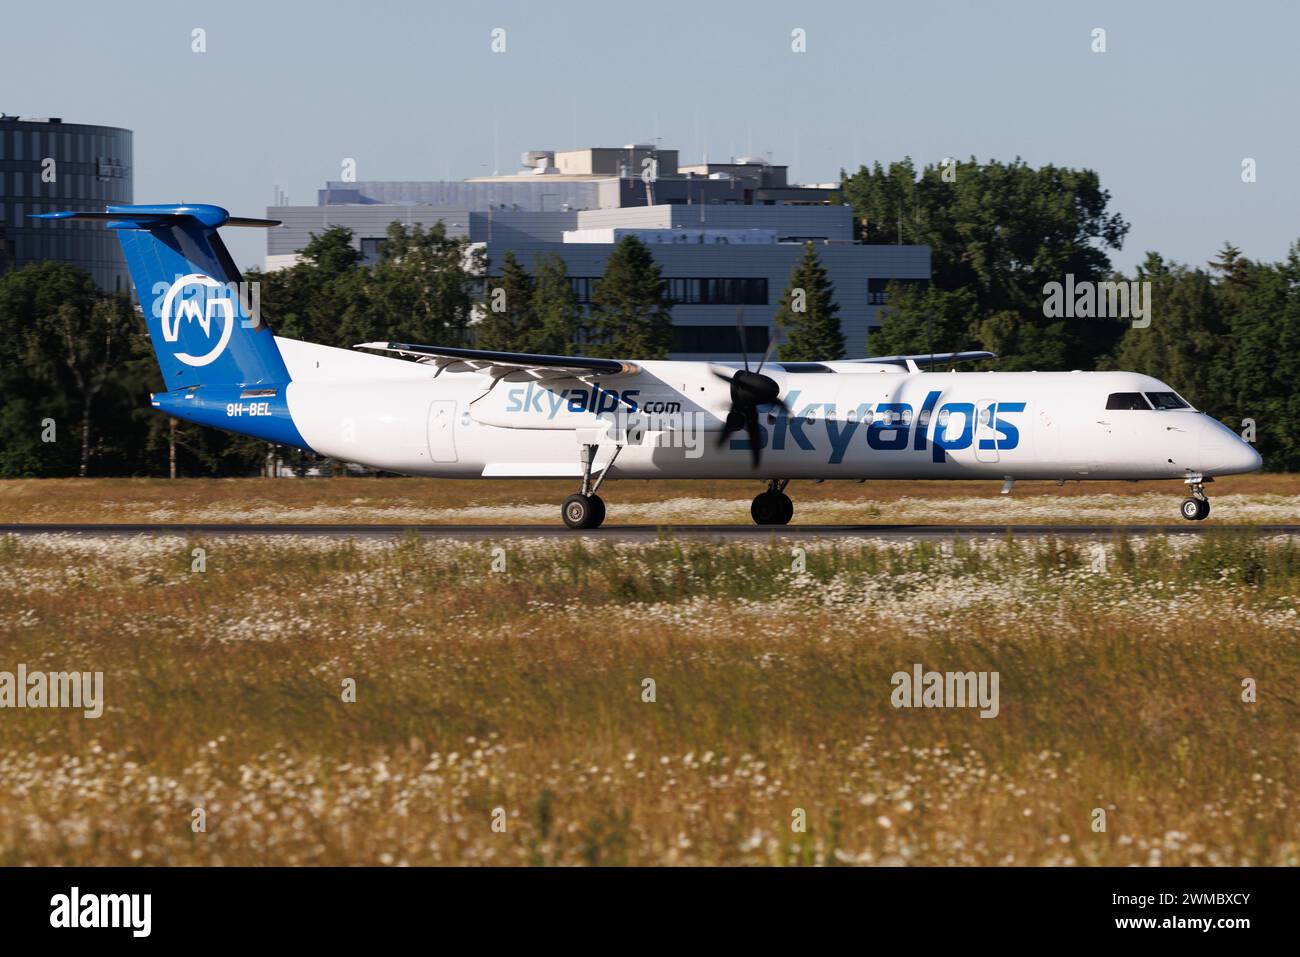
[754,331,779,375]
[708,343,781,468]
[716,409,746,447]
[744,406,763,468]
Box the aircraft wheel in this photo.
[1180,497,1209,521]
[562,493,605,529]
[751,491,792,526]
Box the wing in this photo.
[354,342,639,382]
[844,350,996,368]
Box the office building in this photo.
[0,114,133,292]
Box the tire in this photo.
[1196,498,1210,521]
[1180,497,1208,521]
[751,491,790,526]
[562,493,603,529]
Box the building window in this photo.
[867,277,929,305]
[671,324,769,354]
[569,277,600,303]
[359,237,385,264]
[666,277,767,305]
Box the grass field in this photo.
[1,473,1299,525]
[1,524,1297,865]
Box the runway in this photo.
[4,523,1299,541]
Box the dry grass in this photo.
[1,531,1297,865]
[0,473,1297,525]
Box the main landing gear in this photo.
[751,479,794,526]
[1180,473,1212,521]
[562,442,623,529]
[563,492,605,529]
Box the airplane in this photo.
[34,203,1263,528]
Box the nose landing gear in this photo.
[751,479,794,526]
[1180,473,1211,521]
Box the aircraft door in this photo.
[427,400,458,463]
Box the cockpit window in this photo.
[1105,392,1151,410]
[1145,391,1191,410]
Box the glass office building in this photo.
[0,116,133,292]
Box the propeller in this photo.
[712,310,791,468]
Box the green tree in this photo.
[1105,253,1230,413]
[871,285,980,358]
[250,226,361,346]
[0,262,104,476]
[476,250,536,351]
[527,253,581,355]
[586,235,672,358]
[378,221,483,347]
[841,156,1130,369]
[1220,245,1300,469]
[775,242,844,361]
[46,294,137,475]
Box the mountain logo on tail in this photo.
[159,273,236,367]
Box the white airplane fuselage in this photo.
[47,201,1259,528]
[270,338,1261,483]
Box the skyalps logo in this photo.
[158,273,236,366]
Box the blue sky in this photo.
[5,0,1298,273]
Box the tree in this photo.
[871,285,980,358]
[1219,245,1300,469]
[377,221,483,347]
[46,294,136,475]
[840,156,1130,369]
[1210,242,1252,292]
[775,242,844,361]
[1104,253,1230,412]
[476,250,536,351]
[250,227,361,346]
[527,253,581,355]
[0,262,101,476]
[586,235,672,358]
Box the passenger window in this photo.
[1105,392,1151,410]
[1145,391,1190,410]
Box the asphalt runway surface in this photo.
[4,523,1299,540]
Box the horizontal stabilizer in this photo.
[32,204,279,230]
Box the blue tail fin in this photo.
[33,204,312,451]
[33,204,288,391]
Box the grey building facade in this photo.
[0,115,133,292]
[266,148,928,359]
[500,241,929,358]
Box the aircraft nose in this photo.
[1198,416,1263,474]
